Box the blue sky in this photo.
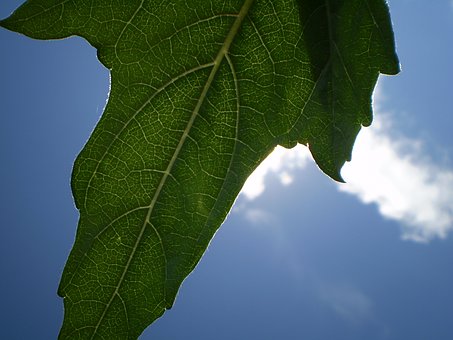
[1,1,452,339]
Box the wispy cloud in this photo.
[318,283,374,325]
[240,88,453,242]
[243,208,277,226]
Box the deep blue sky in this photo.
[1,1,453,339]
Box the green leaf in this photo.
[0,0,399,338]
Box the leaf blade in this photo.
[0,0,399,338]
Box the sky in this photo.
[0,1,452,339]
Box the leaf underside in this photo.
[1,0,399,338]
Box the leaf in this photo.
[0,0,399,338]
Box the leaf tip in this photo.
[0,18,11,30]
[309,144,346,183]
[325,166,346,183]
[0,4,24,32]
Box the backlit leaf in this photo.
[0,0,399,338]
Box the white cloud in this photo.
[240,88,453,243]
[339,87,453,242]
[241,144,310,200]
[339,114,453,242]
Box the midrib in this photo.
[91,0,255,336]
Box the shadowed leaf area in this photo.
[0,0,398,338]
